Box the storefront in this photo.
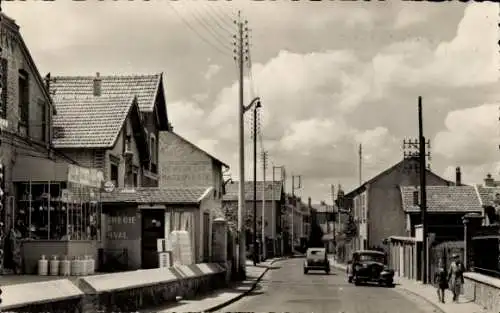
[12,156,104,274]
[100,186,215,270]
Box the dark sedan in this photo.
[347,250,394,287]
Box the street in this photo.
[221,258,442,313]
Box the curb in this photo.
[205,257,288,312]
[332,262,446,313]
[394,286,447,313]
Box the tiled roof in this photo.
[101,187,211,204]
[223,181,283,201]
[400,186,482,213]
[50,74,161,112]
[476,185,500,207]
[52,95,135,148]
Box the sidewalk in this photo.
[328,256,490,313]
[146,257,284,313]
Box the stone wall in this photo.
[463,272,500,313]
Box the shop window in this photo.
[16,182,102,241]
[110,163,119,187]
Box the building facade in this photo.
[158,131,229,199]
[346,157,454,251]
[49,73,171,188]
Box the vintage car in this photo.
[347,250,394,287]
[303,247,330,274]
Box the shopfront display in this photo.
[14,164,105,274]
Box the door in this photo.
[203,212,210,262]
[141,209,165,269]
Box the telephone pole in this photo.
[331,184,336,254]
[291,175,302,254]
[261,151,268,260]
[358,144,363,185]
[272,165,284,256]
[402,96,432,284]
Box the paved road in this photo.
[220,258,442,313]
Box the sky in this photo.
[5,1,499,204]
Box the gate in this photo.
[430,241,464,282]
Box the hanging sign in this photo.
[67,164,104,188]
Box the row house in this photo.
[223,181,284,256]
[344,157,454,251]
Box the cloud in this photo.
[204,64,221,80]
[434,104,499,164]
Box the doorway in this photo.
[141,209,165,269]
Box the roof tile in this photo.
[50,74,161,112]
[52,95,134,148]
[400,186,482,213]
[476,185,500,207]
[101,187,210,204]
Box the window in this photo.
[122,124,130,155]
[39,100,47,142]
[110,163,119,187]
[18,71,29,134]
[149,133,157,173]
[132,166,139,187]
[0,58,7,119]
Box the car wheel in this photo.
[348,276,352,283]
[325,269,330,275]
[354,278,360,286]
[304,268,308,274]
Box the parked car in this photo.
[347,250,394,287]
[304,247,330,274]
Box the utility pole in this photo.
[234,11,254,278]
[291,175,301,254]
[261,151,268,260]
[331,184,336,254]
[358,144,363,185]
[272,165,284,256]
[402,96,432,284]
[252,99,261,266]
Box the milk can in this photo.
[38,255,48,276]
[49,255,60,276]
[60,255,71,276]
[71,256,81,276]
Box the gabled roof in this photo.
[1,13,54,110]
[223,181,283,201]
[400,185,482,213]
[101,187,212,204]
[49,73,169,130]
[345,158,454,198]
[475,185,500,207]
[52,95,141,148]
[166,132,229,168]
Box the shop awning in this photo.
[12,155,70,182]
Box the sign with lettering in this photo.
[106,212,140,240]
[68,164,104,188]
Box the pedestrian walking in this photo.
[434,259,448,303]
[448,253,465,302]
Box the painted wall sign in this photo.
[106,212,140,240]
[68,164,104,188]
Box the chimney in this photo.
[308,197,311,208]
[455,167,462,186]
[484,173,495,187]
[93,72,101,96]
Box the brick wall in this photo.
[158,131,223,196]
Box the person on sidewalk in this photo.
[434,259,448,303]
[448,254,465,303]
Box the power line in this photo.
[167,2,231,56]
[199,3,237,36]
[185,3,234,51]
